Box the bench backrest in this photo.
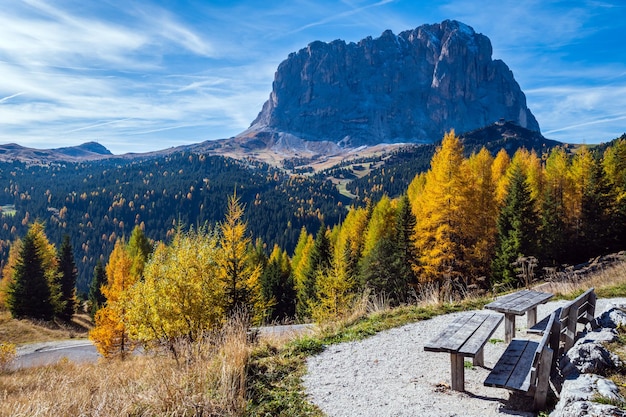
[558,287,596,351]
[529,309,560,409]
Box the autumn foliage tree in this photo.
[89,238,141,358]
[291,227,314,319]
[413,131,468,282]
[217,193,265,323]
[125,227,223,356]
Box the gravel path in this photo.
[303,297,626,417]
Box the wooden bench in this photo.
[484,289,554,343]
[424,311,503,392]
[527,287,596,352]
[484,309,560,411]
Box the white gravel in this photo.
[303,297,626,417]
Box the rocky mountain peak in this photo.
[246,20,540,148]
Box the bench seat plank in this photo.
[506,341,539,391]
[485,310,559,411]
[484,339,536,390]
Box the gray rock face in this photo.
[550,374,626,417]
[249,20,540,147]
[597,306,626,329]
[560,329,621,377]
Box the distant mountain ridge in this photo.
[244,19,539,148]
[0,141,112,163]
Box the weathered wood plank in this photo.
[502,341,538,391]
[473,348,484,367]
[484,339,530,387]
[533,346,554,410]
[423,315,468,352]
[485,290,553,315]
[504,314,515,343]
[528,288,595,336]
[485,310,560,412]
[439,314,489,351]
[425,311,505,392]
[459,314,503,356]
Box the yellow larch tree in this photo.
[569,146,596,231]
[311,255,357,323]
[218,193,265,324]
[0,239,21,309]
[291,227,314,319]
[491,149,511,206]
[125,227,223,355]
[507,148,546,210]
[544,147,576,228]
[360,195,396,260]
[462,148,497,280]
[331,206,368,283]
[413,130,468,282]
[89,238,138,359]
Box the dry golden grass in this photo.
[0,310,91,345]
[536,260,626,298]
[0,315,251,417]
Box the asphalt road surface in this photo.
[13,324,315,370]
[13,339,101,369]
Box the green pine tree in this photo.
[579,158,616,257]
[539,186,567,266]
[57,235,78,321]
[260,247,295,322]
[393,194,419,296]
[6,232,54,320]
[491,164,539,288]
[299,225,332,318]
[88,260,107,318]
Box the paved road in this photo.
[13,339,101,369]
[13,323,316,369]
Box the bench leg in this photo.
[505,314,515,343]
[450,353,465,392]
[473,348,484,367]
[527,307,538,328]
[533,348,554,411]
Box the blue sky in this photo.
[0,0,624,154]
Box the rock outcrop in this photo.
[550,306,626,417]
[246,20,540,148]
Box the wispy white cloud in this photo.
[544,114,626,136]
[0,92,26,103]
[0,0,624,153]
[288,0,395,34]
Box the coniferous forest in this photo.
[1,133,626,336]
[0,153,349,295]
